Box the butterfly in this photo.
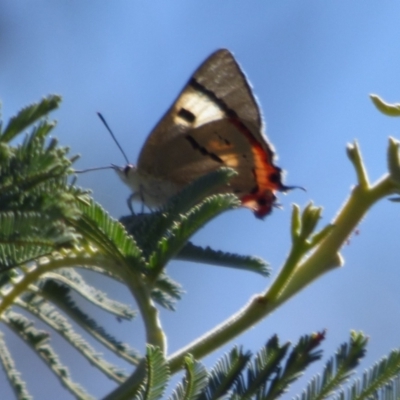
[113,49,289,219]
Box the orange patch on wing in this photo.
[208,139,233,151]
[228,117,285,219]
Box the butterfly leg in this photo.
[127,193,137,215]
[139,185,146,213]
[126,186,155,214]
[127,189,146,215]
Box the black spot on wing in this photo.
[185,134,224,164]
[177,108,196,123]
[216,133,231,146]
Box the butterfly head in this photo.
[111,164,139,192]
[111,164,182,209]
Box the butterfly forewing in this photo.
[137,50,261,172]
[191,49,263,134]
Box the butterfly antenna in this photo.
[97,112,130,165]
[75,166,114,173]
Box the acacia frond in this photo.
[37,276,140,363]
[3,310,94,399]
[0,97,82,273]
[41,268,136,319]
[3,97,397,400]
[148,194,239,278]
[298,331,367,400]
[119,168,238,258]
[264,331,325,400]
[73,199,145,269]
[340,347,400,400]
[150,273,183,310]
[1,95,61,142]
[168,354,209,400]
[17,292,128,382]
[0,211,75,270]
[232,335,291,400]
[177,242,270,277]
[0,332,32,400]
[362,375,400,400]
[136,346,170,400]
[198,346,251,400]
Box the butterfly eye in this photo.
[123,165,132,176]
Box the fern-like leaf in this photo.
[151,273,184,310]
[3,310,94,399]
[364,375,400,400]
[298,331,367,400]
[148,194,239,279]
[0,211,76,270]
[198,346,251,400]
[1,95,61,142]
[17,292,128,382]
[73,199,145,269]
[119,168,238,258]
[263,331,325,400]
[136,345,170,400]
[0,332,32,400]
[38,276,140,364]
[169,354,209,400]
[177,242,270,277]
[340,346,400,400]
[41,269,136,319]
[0,100,83,271]
[233,335,291,400]
[163,167,238,216]
[0,122,77,214]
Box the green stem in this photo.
[0,254,106,314]
[103,266,167,399]
[101,266,166,400]
[102,360,147,400]
[276,175,395,304]
[120,266,166,351]
[167,174,397,373]
[264,239,306,303]
[0,253,164,400]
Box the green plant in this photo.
[1,95,400,399]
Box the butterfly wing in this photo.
[137,49,286,218]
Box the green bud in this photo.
[370,94,400,117]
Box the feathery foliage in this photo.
[168,355,209,400]
[0,97,275,398]
[135,346,170,400]
[298,331,367,400]
[341,347,400,400]
[1,94,400,400]
[198,346,252,400]
[0,95,82,270]
[176,242,269,277]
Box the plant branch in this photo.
[167,139,400,373]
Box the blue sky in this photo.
[2,1,400,398]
